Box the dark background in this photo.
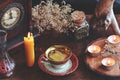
[32,0,120,14]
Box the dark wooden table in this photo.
[1,15,120,80]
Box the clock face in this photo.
[1,7,21,29]
[0,3,24,30]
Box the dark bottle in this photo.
[0,30,15,77]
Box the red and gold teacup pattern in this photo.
[41,45,72,69]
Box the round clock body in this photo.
[0,0,32,50]
[0,3,24,30]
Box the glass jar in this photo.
[68,20,89,40]
[74,20,89,40]
[0,30,15,77]
[69,10,89,40]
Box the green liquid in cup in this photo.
[48,50,68,62]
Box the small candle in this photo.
[87,45,101,56]
[24,32,35,67]
[107,35,120,44]
[101,57,115,70]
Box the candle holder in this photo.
[0,30,15,77]
[85,38,120,76]
[87,45,101,57]
[107,35,120,45]
[101,57,115,70]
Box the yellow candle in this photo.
[24,32,35,67]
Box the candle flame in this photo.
[113,35,117,41]
[107,59,111,66]
[27,32,31,38]
[93,46,97,51]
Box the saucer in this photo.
[38,53,78,76]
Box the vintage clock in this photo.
[0,0,32,50]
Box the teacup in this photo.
[41,45,72,69]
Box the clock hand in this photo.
[9,10,13,19]
[2,17,17,21]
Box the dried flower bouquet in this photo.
[32,0,74,34]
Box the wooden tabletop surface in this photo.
[2,14,120,80]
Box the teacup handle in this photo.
[39,48,51,64]
[40,56,50,64]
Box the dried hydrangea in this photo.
[32,0,74,34]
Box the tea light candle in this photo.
[24,32,35,67]
[107,35,120,44]
[101,57,115,70]
[87,45,101,56]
